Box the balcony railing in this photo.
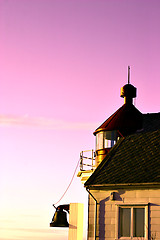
[80,149,96,171]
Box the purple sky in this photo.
[0,0,160,239]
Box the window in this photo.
[120,208,131,237]
[96,130,118,150]
[116,204,148,239]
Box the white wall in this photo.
[88,188,160,240]
[68,203,84,240]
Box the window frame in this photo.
[115,203,149,240]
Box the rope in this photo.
[53,158,80,206]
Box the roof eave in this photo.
[85,182,160,190]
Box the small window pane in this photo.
[105,139,111,148]
[96,132,104,150]
[133,208,145,237]
[120,208,131,237]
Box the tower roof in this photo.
[94,67,142,136]
[93,103,143,136]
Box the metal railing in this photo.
[80,149,95,171]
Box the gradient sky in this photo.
[0,0,160,239]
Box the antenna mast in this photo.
[128,66,130,84]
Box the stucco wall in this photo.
[88,188,160,240]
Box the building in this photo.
[78,70,160,240]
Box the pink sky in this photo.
[0,0,160,239]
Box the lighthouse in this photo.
[78,67,143,181]
[83,69,160,240]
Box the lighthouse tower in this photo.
[78,67,143,181]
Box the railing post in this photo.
[92,149,94,170]
[80,151,83,171]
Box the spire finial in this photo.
[121,66,136,104]
[128,66,130,84]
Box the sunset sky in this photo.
[0,0,160,239]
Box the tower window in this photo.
[96,131,118,150]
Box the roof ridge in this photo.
[143,112,160,115]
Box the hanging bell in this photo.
[50,204,69,227]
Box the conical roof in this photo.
[93,103,143,136]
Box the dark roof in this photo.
[93,103,143,136]
[142,113,160,132]
[85,117,160,187]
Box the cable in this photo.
[53,158,80,206]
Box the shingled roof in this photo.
[85,113,160,187]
